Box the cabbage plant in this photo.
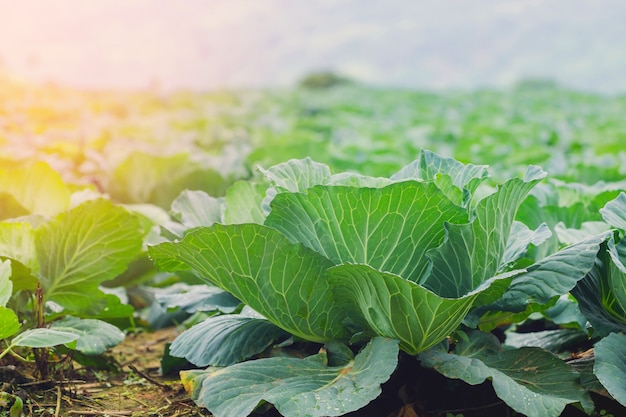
[571,192,626,407]
[149,150,607,417]
[0,163,144,377]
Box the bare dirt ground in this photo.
[2,327,211,417]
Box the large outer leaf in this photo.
[170,315,290,366]
[181,337,399,417]
[594,332,626,406]
[0,306,20,340]
[572,240,626,336]
[0,261,20,339]
[420,330,592,417]
[504,329,588,353]
[36,199,143,312]
[149,224,350,342]
[600,192,626,231]
[501,221,551,267]
[605,237,626,318]
[425,166,546,297]
[0,260,11,306]
[155,283,240,314]
[266,181,467,282]
[489,234,605,312]
[50,316,125,355]
[0,222,39,291]
[0,162,71,217]
[543,295,588,330]
[327,264,511,354]
[11,328,79,348]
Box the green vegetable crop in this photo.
[149,150,624,417]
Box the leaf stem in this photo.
[0,345,11,361]
[33,283,50,378]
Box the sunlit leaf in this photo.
[0,222,39,292]
[0,306,20,340]
[12,328,79,348]
[266,181,467,282]
[0,260,11,306]
[149,223,350,342]
[0,192,29,220]
[0,162,71,217]
[110,152,227,208]
[36,199,143,313]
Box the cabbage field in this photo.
[1,76,625,417]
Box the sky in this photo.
[1,0,625,92]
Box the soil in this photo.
[1,327,210,417]
[1,328,624,417]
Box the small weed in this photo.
[123,370,147,386]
